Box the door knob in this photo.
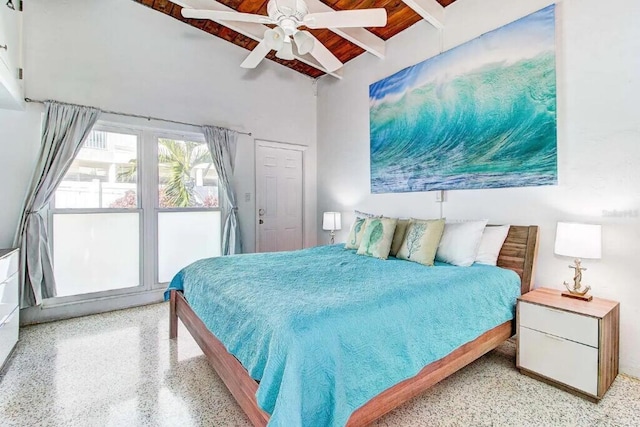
[259,219,264,224]
[258,208,265,216]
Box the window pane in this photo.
[157,211,221,283]
[53,212,140,296]
[55,130,138,209]
[157,138,218,208]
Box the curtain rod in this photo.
[24,98,252,136]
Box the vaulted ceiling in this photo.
[133,0,457,78]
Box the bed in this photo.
[168,225,538,426]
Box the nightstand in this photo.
[516,287,619,402]
[0,248,19,371]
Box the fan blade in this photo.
[181,9,272,24]
[240,39,271,69]
[306,34,343,72]
[303,9,387,29]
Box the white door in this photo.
[256,144,303,252]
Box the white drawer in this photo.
[0,250,19,282]
[0,272,19,324]
[519,326,598,396]
[0,306,19,369]
[519,301,598,348]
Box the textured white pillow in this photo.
[435,220,488,267]
[354,209,380,218]
[475,225,510,266]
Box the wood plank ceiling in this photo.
[133,0,456,78]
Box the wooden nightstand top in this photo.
[518,287,619,319]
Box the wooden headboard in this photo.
[496,225,539,295]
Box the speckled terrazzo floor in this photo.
[1,303,639,427]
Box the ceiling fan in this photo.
[182,0,387,72]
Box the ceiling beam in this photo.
[401,0,444,29]
[173,0,343,79]
[304,0,385,59]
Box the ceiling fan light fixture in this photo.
[264,27,285,51]
[185,0,386,73]
[275,38,295,60]
[293,30,314,56]
[272,0,306,20]
[280,18,298,36]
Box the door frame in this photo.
[254,140,307,253]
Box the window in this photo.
[52,211,140,297]
[55,130,138,209]
[49,124,223,302]
[84,130,108,150]
[157,138,218,208]
[156,137,221,283]
[52,128,141,297]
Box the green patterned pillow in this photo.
[390,218,410,257]
[396,219,446,266]
[345,217,369,249]
[357,217,398,259]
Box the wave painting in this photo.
[370,5,557,193]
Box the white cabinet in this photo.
[0,248,19,371]
[0,2,24,110]
[516,288,619,401]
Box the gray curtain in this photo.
[202,126,241,255]
[14,101,101,307]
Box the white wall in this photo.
[0,0,317,253]
[317,0,640,377]
[0,107,41,245]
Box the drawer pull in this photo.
[542,332,564,342]
[0,45,6,51]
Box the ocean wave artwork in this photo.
[369,5,557,193]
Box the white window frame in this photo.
[48,123,144,305]
[151,129,225,288]
[45,121,224,307]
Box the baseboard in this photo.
[19,289,165,325]
[620,363,640,380]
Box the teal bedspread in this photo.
[165,245,520,427]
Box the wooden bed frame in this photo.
[169,225,539,426]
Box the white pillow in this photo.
[354,209,380,218]
[435,220,488,267]
[475,225,511,266]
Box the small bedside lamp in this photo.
[322,212,342,244]
[554,222,602,301]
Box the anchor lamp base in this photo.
[561,291,593,302]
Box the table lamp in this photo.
[554,222,602,301]
[322,212,342,244]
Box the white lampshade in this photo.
[293,30,314,55]
[275,38,294,60]
[265,27,285,51]
[322,212,342,231]
[554,222,602,259]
